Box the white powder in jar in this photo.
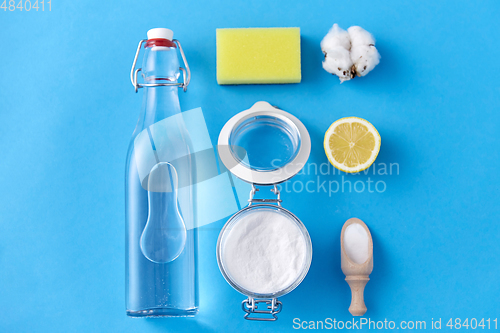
[343,223,369,264]
[222,209,307,294]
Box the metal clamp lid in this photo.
[130,39,191,93]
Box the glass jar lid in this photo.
[217,101,311,185]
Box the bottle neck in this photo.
[134,44,182,132]
[142,86,181,127]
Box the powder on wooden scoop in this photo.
[343,223,369,264]
[222,209,307,294]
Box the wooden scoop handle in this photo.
[346,276,369,316]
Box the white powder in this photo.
[222,209,307,294]
[344,223,369,264]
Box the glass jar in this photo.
[216,101,312,321]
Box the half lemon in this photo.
[324,117,381,173]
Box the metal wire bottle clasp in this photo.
[130,39,191,93]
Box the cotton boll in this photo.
[322,48,353,82]
[350,45,381,77]
[321,24,351,53]
[321,24,380,82]
[347,26,375,47]
[348,26,380,77]
[321,24,353,82]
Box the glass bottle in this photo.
[125,28,198,317]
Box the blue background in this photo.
[1,0,499,332]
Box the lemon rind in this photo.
[323,117,381,173]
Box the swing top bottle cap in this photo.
[147,28,174,41]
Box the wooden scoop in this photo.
[341,218,373,316]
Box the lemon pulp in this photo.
[324,117,381,173]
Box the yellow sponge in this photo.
[216,27,301,85]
